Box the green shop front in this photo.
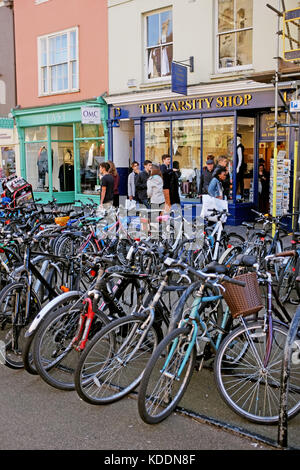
[12,98,108,204]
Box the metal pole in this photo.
[272,0,281,237]
[278,305,300,448]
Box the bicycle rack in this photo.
[278,305,300,448]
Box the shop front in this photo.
[108,88,297,225]
[12,98,108,204]
[0,117,18,190]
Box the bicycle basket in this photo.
[221,272,263,318]
[55,216,70,226]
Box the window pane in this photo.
[147,47,161,78]
[1,147,16,178]
[218,0,234,32]
[172,120,201,201]
[236,0,253,29]
[75,124,104,139]
[71,61,78,89]
[237,29,252,65]
[147,13,159,47]
[237,117,255,202]
[79,140,105,195]
[25,126,47,142]
[42,67,48,93]
[40,38,47,66]
[25,143,49,192]
[219,32,235,68]
[70,31,77,60]
[161,45,172,76]
[145,121,170,162]
[203,117,234,201]
[160,10,172,43]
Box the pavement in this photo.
[0,364,274,452]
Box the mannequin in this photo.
[236,133,245,199]
[59,149,74,191]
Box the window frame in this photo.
[215,0,253,74]
[37,26,79,97]
[144,7,173,83]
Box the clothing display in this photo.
[37,146,48,185]
[58,163,74,191]
[236,136,245,197]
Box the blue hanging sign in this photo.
[171,62,187,96]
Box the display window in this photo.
[0,146,16,178]
[236,116,255,203]
[75,124,105,195]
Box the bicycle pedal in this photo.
[195,356,204,371]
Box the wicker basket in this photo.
[222,272,263,318]
[55,216,70,226]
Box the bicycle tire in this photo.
[74,314,163,405]
[32,276,148,390]
[138,326,196,424]
[277,255,298,304]
[22,291,84,375]
[33,303,110,390]
[0,282,41,369]
[214,320,300,424]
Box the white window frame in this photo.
[144,7,173,83]
[215,0,253,74]
[37,26,79,96]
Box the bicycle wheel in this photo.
[33,303,109,390]
[138,327,196,424]
[74,314,162,405]
[214,320,300,424]
[0,282,41,369]
[277,255,298,304]
[22,291,84,375]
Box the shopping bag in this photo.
[125,199,136,211]
[200,194,228,222]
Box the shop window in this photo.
[0,147,16,178]
[145,8,173,81]
[51,126,74,192]
[172,120,201,201]
[145,121,171,162]
[203,117,234,201]
[216,0,253,72]
[38,27,79,95]
[237,117,255,203]
[25,142,50,192]
[78,141,105,195]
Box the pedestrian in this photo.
[127,161,140,201]
[108,161,120,208]
[135,160,152,208]
[207,167,227,200]
[147,163,165,209]
[258,163,269,213]
[98,162,114,210]
[213,155,231,199]
[160,154,171,175]
[199,157,215,195]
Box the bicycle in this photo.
[137,254,300,425]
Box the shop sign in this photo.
[260,113,287,141]
[81,106,101,125]
[290,100,300,112]
[139,93,253,115]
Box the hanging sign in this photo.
[81,106,101,124]
[171,62,187,96]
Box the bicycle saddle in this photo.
[232,254,257,267]
[202,261,228,274]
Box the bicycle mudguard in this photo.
[25,290,83,337]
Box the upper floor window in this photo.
[145,8,173,81]
[38,27,78,96]
[216,0,253,72]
